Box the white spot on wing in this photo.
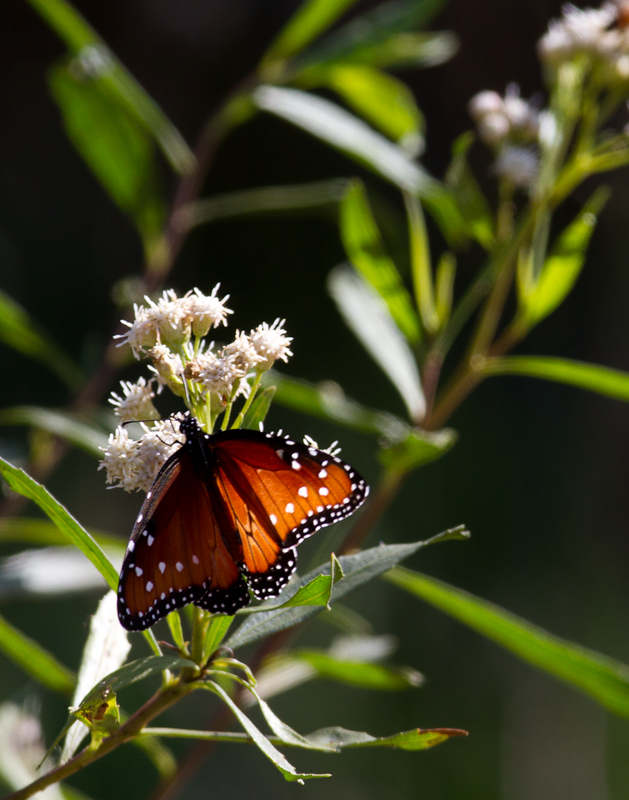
[147,535,154,546]
[146,581,154,592]
[159,562,166,573]
[298,486,308,498]
[318,487,329,496]
[135,566,143,577]
[285,503,295,514]
[270,514,278,525]
[176,562,184,572]
[318,469,328,478]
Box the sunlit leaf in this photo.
[204,615,234,661]
[386,567,629,718]
[378,427,457,474]
[328,265,425,422]
[0,406,108,456]
[317,65,424,154]
[404,192,438,334]
[434,251,456,327]
[0,518,121,549]
[479,356,629,403]
[253,85,437,196]
[340,180,421,344]
[48,61,165,248]
[27,0,194,175]
[61,591,130,763]
[204,681,329,782]
[263,0,359,67]
[305,725,467,751]
[0,457,118,591]
[295,650,423,690]
[226,526,469,649]
[265,371,410,440]
[242,387,276,431]
[519,187,609,327]
[0,612,75,695]
[0,290,83,391]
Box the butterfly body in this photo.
[117,416,369,631]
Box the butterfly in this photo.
[117,415,369,630]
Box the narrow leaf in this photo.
[263,0,359,65]
[0,457,118,590]
[295,650,423,690]
[62,591,130,762]
[305,725,466,751]
[242,387,276,431]
[205,681,328,782]
[48,61,165,248]
[340,180,421,344]
[0,289,82,390]
[166,611,185,651]
[204,615,234,661]
[226,527,468,649]
[386,568,629,718]
[328,265,425,422]
[378,427,456,474]
[0,458,118,589]
[480,356,629,403]
[0,406,108,456]
[253,85,438,196]
[265,370,411,440]
[521,187,609,327]
[445,132,493,249]
[0,518,121,549]
[434,251,456,326]
[26,0,194,174]
[0,612,75,694]
[404,192,439,333]
[320,65,424,154]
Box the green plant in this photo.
[3,0,629,797]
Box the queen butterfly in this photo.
[117,415,369,630]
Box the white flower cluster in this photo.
[468,85,540,189]
[187,319,293,400]
[109,376,159,423]
[539,2,629,81]
[116,285,232,358]
[99,420,185,493]
[469,85,540,147]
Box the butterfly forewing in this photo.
[117,419,369,631]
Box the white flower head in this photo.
[249,319,293,371]
[539,3,618,64]
[469,85,539,147]
[147,344,184,394]
[109,377,158,423]
[115,303,160,359]
[144,289,191,350]
[222,331,265,374]
[493,145,539,189]
[193,351,244,398]
[99,420,184,493]
[185,285,233,337]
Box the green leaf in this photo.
[262,0,359,67]
[340,180,421,344]
[0,518,122,550]
[253,85,438,197]
[519,187,609,327]
[479,356,629,402]
[299,0,454,70]
[386,568,629,718]
[0,457,118,591]
[404,192,438,334]
[295,650,422,690]
[242,387,276,431]
[0,289,83,390]
[48,61,165,248]
[0,611,75,694]
[305,725,467,751]
[62,591,130,763]
[328,265,425,422]
[225,526,468,649]
[166,611,185,652]
[318,65,424,153]
[26,0,194,175]
[204,615,234,661]
[0,406,108,456]
[445,132,494,249]
[178,179,350,230]
[378,427,457,474]
[434,251,456,327]
[265,370,411,439]
[204,681,329,782]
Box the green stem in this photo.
[232,372,263,429]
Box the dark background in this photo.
[2,1,629,798]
